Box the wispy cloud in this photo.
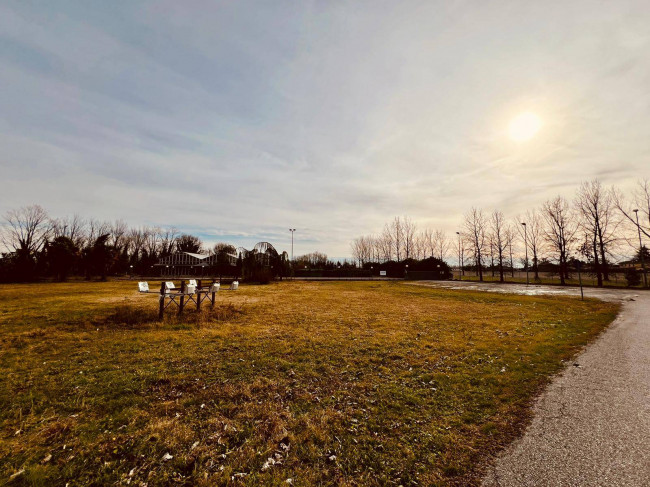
[1,1,649,257]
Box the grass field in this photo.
[0,280,618,486]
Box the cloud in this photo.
[1,1,649,257]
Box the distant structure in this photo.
[155,251,237,277]
[237,242,279,266]
[154,243,286,279]
[236,242,288,281]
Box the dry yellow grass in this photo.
[0,280,618,486]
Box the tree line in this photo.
[351,179,650,287]
[351,216,450,264]
[0,207,234,282]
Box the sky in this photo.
[1,1,649,259]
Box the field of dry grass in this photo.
[0,280,618,486]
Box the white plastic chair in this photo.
[210,283,221,293]
[188,279,197,287]
[229,280,239,290]
[138,282,149,293]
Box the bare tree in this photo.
[575,180,619,286]
[432,230,450,262]
[296,252,328,267]
[128,226,148,261]
[613,179,650,240]
[86,219,111,248]
[1,205,51,255]
[463,208,487,281]
[158,227,179,256]
[516,210,544,280]
[176,234,203,253]
[490,210,508,282]
[542,196,577,285]
[51,214,86,248]
[109,220,129,252]
[350,236,373,265]
[379,226,394,262]
[389,217,403,261]
[401,216,417,260]
[505,225,516,277]
[419,228,434,258]
[144,227,159,257]
[350,237,360,265]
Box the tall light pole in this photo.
[521,222,529,285]
[633,210,647,287]
[456,231,462,280]
[289,229,296,262]
[289,228,296,280]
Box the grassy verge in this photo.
[0,281,618,486]
[457,274,646,288]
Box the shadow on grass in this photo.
[95,303,246,330]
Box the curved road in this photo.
[409,281,650,487]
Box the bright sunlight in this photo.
[508,111,542,142]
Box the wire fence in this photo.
[452,268,648,288]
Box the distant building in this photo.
[155,251,237,276]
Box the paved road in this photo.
[410,281,650,487]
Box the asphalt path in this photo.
[410,280,650,487]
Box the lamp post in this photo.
[289,229,296,262]
[633,209,647,287]
[456,231,462,281]
[576,259,584,300]
[521,222,529,285]
[289,228,296,280]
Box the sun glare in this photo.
[508,112,542,142]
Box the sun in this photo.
[508,112,542,142]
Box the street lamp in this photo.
[633,209,648,287]
[521,222,529,285]
[289,228,296,280]
[289,229,296,262]
[456,231,462,280]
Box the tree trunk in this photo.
[498,251,504,282]
[597,228,609,281]
[593,236,602,287]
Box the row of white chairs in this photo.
[138,280,238,294]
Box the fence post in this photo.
[211,279,217,307]
[197,279,202,312]
[179,280,185,315]
[159,281,165,320]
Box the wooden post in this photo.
[197,279,202,311]
[211,279,216,307]
[158,281,165,320]
[179,280,185,315]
